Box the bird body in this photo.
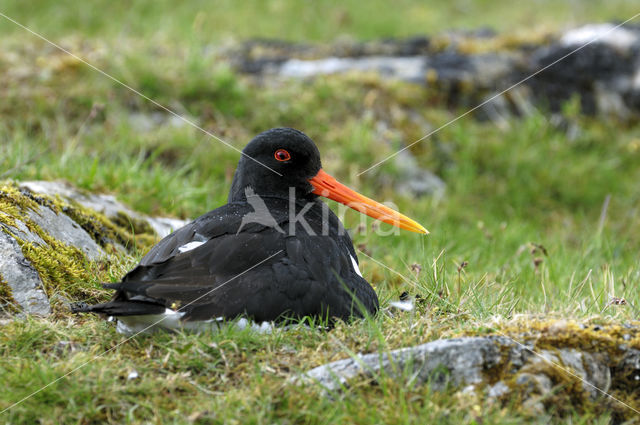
[73,128,426,333]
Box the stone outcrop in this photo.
[294,321,640,419]
[231,23,640,121]
[0,181,187,316]
[19,181,185,239]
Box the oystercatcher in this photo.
[73,128,427,333]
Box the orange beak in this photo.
[308,169,428,234]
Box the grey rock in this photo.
[425,52,514,90]
[613,348,640,387]
[234,23,640,121]
[487,381,510,398]
[560,23,639,52]
[295,332,627,414]
[394,149,446,198]
[146,217,190,239]
[276,52,515,89]
[521,349,611,399]
[516,372,553,395]
[20,181,187,238]
[0,231,50,315]
[25,204,105,260]
[279,56,427,83]
[372,120,446,199]
[295,336,518,391]
[1,180,189,317]
[525,25,640,116]
[0,211,45,245]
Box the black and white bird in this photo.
[72,128,427,334]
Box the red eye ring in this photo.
[274,149,291,162]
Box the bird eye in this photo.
[274,149,291,162]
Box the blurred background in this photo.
[2,2,640,423]
[1,0,639,313]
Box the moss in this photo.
[505,350,598,417]
[0,181,158,252]
[0,273,19,314]
[110,211,158,249]
[0,185,41,228]
[471,318,640,420]
[0,181,160,313]
[426,27,554,56]
[18,235,97,303]
[60,202,156,252]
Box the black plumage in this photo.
[73,128,381,327]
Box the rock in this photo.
[372,120,446,199]
[274,51,515,90]
[24,203,105,260]
[0,180,188,316]
[612,348,640,390]
[146,217,189,240]
[1,212,46,245]
[487,381,510,398]
[560,23,639,51]
[232,23,640,121]
[230,36,432,74]
[279,56,427,83]
[0,230,50,315]
[518,349,611,399]
[294,336,520,391]
[294,323,640,417]
[393,150,446,198]
[20,181,187,238]
[426,51,514,91]
[524,41,638,116]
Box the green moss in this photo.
[0,273,19,314]
[60,202,156,252]
[109,211,158,249]
[0,184,40,228]
[18,236,96,305]
[0,181,160,313]
[504,350,597,417]
[0,181,158,251]
[473,319,640,420]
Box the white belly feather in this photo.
[115,309,275,335]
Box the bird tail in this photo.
[70,300,166,316]
[70,282,166,316]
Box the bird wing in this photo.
[109,230,372,321]
[102,198,376,322]
[136,202,285,266]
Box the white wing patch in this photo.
[350,255,363,277]
[178,241,206,253]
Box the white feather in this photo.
[350,255,363,277]
[389,300,414,311]
[115,309,276,335]
[177,241,206,253]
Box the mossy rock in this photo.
[0,180,186,316]
[297,319,640,420]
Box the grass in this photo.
[1,0,639,42]
[1,1,640,423]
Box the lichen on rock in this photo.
[0,273,19,315]
[0,180,186,315]
[295,318,640,420]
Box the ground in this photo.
[1,1,640,424]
